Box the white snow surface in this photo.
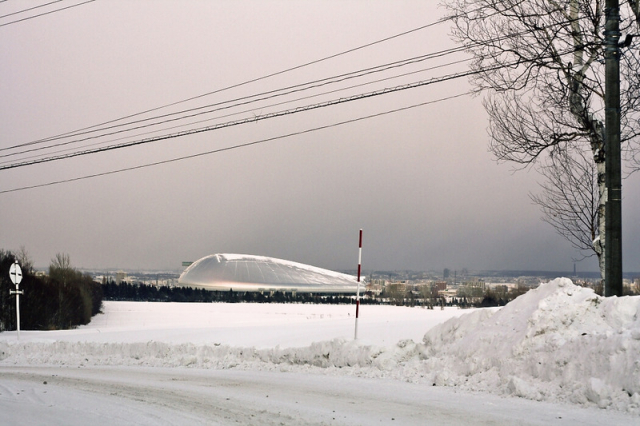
[1,278,639,425]
[422,278,640,411]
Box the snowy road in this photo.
[1,366,635,426]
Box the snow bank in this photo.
[421,278,640,412]
[1,278,639,414]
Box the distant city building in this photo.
[386,282,407,294]
[434,281,447,292]
[366,280,384,295]
[457,280,486,298]
[440,288,458,301]
[115,271,127,285]
[486,282,518,290]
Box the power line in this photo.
[0,0,62,19]
[1,47,469,158]
[0,0,95,28]
[16,19,448,148]
[0,5,595,190]
[6,0,523,148]
[0,57,473,166]
[2,48,468,153]
[4,14,583,156]
[0,40,585,171]
[0,92,471,194]
[0,66,489,171]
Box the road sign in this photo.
[8,261,24,341]
[9,261,22,285]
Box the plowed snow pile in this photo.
[1,278,639,414]
[420,278,640,412]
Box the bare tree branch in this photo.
[443,0,639,280]
[531,146,600,266]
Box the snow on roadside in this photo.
[1,278,639,414]
[421,278,640,413]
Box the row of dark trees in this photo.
[0,250,103,331]
[101,280,381,305]
[378,286,531,308]
[101,281,528,308]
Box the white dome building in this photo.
[178,254,359,294]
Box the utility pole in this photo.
[604,0,623,296]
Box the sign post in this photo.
[9,260,24,341]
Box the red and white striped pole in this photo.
[355,229,362,340]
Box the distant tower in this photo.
[573,263,577,277]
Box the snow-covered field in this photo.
[1,278,639,425]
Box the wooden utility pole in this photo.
[604,0,623,296]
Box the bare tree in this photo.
[15,246,34,274]
[50,252,76,286]
[49,253,74,329]
[530,147,600,266]
[443,0,640,279]
[50,253,71,272]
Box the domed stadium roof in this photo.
[178,254,359,293]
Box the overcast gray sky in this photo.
[1,1,638,273]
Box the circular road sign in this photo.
[9,261,23,285]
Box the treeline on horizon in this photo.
[0,250,103,332]
[101,280,378,304]
[101,281,518,308]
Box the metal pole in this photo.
[604,0,623,296]
[9,285,23,341]
[354,229,362,340]
[9,286,23,341]
[16,286,21,341]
